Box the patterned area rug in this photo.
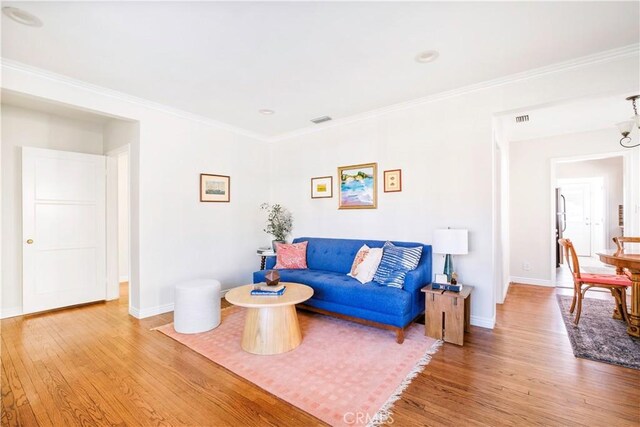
[156,307,440,426]
[556,295,640,370]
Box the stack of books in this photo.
[432,282,463,292]
[251,284,286,296]
[257,247,276,255]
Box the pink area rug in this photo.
[156,307,440,426]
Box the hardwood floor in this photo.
[2,283,639,426]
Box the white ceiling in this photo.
[2,2,639,137]
[499,93,636,143]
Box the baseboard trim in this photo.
[509,276,554,287]
[129,303,174,319]
[128,290,228,319]
[470,315,495,329]
[1,307,23,319]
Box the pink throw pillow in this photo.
[274,241,308,269]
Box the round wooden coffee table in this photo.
[224,282,314,355]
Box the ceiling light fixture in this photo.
[616,95,640,148]
[2,6,43,27]
[415,50,439,63]
[258,109,275,115]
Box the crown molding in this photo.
[0,58,270,142]
[3,43,638,144]
[267,43,640,142]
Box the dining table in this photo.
[597,249,640,337]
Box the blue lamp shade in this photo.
[432,229,468,280]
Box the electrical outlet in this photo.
[522,262,531,271]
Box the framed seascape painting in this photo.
[200,173,230,202]
[337,162,377,209]
[384,169,402,192]
[311,176,333,199]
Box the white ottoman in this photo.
[174,279,221,334]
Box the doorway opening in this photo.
[1,89,139,318]
[552,154,625,288]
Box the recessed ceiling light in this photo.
[2,7,43,27]
[258,109,275,115]
[415,50,439,63]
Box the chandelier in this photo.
[616,95,640,148]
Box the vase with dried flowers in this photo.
[260,203,293,251]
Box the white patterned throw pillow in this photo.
[348,245,384,284]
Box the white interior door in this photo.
[562,183,591,256]
[23,147,106,314]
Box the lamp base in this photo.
[443,254,453,282]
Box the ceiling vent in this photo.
[311,116,332,124]
[515,114,529,123]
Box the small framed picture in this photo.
[311,176,333,199]
[200,173,230,202]
[383,169,402,192]
[384,169,402,193]
[435,273,449,284]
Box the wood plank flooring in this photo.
[2,283,639,426]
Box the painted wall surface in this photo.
[1,104,104,316]
[2,53,638,322]
[118,152,129,281]
[556,156,624,246]
[1,64,271,318]
[509,128,637,284]
[270,55,639,328]
[104,119,139,152]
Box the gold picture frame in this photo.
[337,162,377,209]
[200,173,230,202]
[311,176,333,199]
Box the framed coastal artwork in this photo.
[383,169,402,192]
[337,162,377,209]
[200,173,230,202]
[311,176,333,199]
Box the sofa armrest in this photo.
[265,256,276,270]
[403,268,429,293]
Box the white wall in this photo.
[1,104,104,317]
[556,156,623,246]
[510,128,637,285]
[104,119,139,152]
[2,52,637,322]
[118,152,129,281]
[270,55,639,328]
[1,63,271,318]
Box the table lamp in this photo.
[433,229,468,281]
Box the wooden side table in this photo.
[421,284,472,345]
[257,250,276,270]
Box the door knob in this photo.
[26,239,33,244]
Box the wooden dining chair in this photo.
[613,236,640,253]
[613,237,640,275]
[558,238,632,325]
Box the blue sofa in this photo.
[253,237,432,343]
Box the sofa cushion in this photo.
[274,241,308,269]
[373,242,423,288]
[255,269,412,316]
